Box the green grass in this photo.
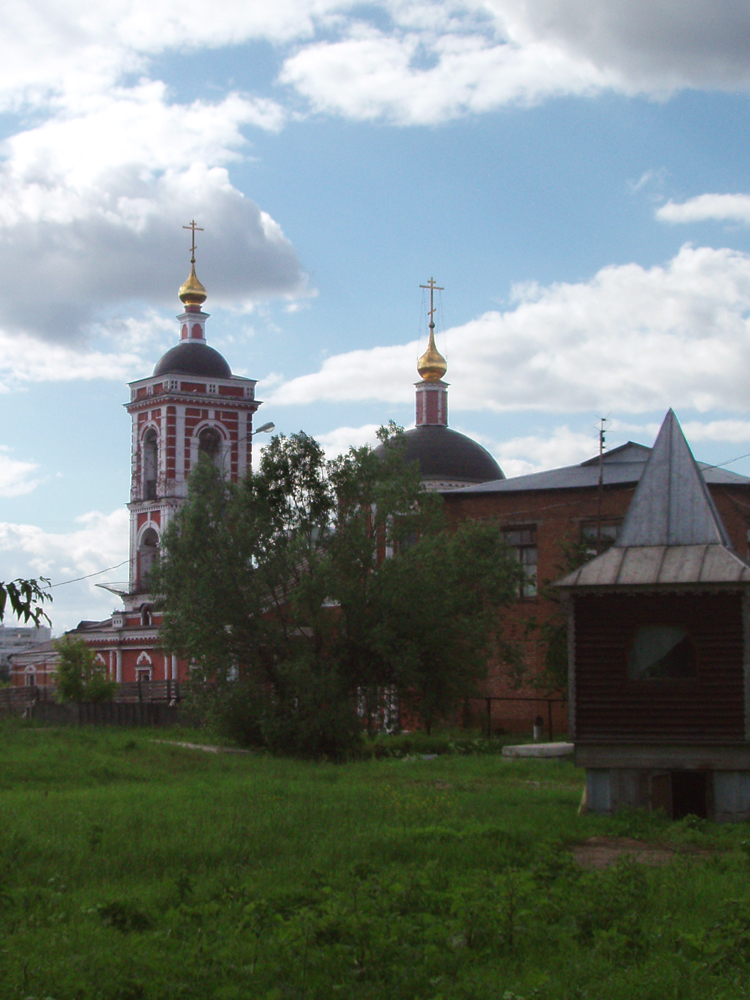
[2,723,750,999]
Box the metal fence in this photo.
[466,695,568,741]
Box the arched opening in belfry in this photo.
[138,527,160,591]
[143,428,158,500]
[198,427,222,467]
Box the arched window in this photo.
[143,428,158,500]
[198,427,222,466]
[140,604,153,627]
[138,527,160,591]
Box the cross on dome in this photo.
[417,277,447,382]
[179,220,207,308]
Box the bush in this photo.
[55,636,117,703]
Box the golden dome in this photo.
[179,261,207,307]
[417,325,447,382]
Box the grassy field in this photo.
[2,723,750,1000]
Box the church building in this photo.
[375,278,503,489]
[62,234,265,688]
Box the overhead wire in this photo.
[48,560,130,588]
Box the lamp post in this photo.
[220,421,275,474]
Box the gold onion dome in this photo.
[179,261,207,307]
[417,326,447,382]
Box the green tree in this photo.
[156,427,523,753]
[54,636,116,703]
[0,578,51,625]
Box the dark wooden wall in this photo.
[574,592,745,744]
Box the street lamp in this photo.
[253,422,275,436]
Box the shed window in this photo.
[502,525,537,598]
[628,625,697,680]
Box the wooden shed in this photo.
[557,409,750,821]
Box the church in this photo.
[12,242,750,747]
[40,237,268,689]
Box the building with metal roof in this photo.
[557,410,750,821]
[440,414,750,742]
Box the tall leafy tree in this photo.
[156,427,523,753]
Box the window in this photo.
[207,383,218,394]
[581,520,621,558]
[138,527,159,590]
[198,427,222,466]
[143,429,158,500]
[628,625,697,680]
[502,525,537,598]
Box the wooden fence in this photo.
[0,680,186,727]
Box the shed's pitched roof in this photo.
[557,410,750,589]
[616,409,732,548]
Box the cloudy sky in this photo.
[3,0,750,632]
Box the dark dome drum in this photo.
[153,342,232,379]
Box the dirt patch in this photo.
[151,740,250,755]
[571,836,715,869]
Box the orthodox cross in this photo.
[183,220,204,262]
[419,277,444,327]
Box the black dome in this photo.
[376,425,504,485]
[153,341,232,379]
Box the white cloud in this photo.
[278,0,750,123]
[0,327,148,388]
[0,0,331,110]
[279,24,611,124]
[680,418,750,443]
[0,447,41,497]
[610,415,750,445]
[503,0,750,92]
[270,244,750,416]
[269,342,417,406]
[0,508,129,632]
[657,193,750,225]
[3,1,750,131]
[316,423,383,458]
[0,83,307,342]
[494,426,598,478]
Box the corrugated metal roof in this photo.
[557,544,750,588]
[448,438,750,495]
[616,409,732,548]
[556,410,750,589]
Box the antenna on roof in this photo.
[596,416,608,554]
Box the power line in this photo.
[49,560,129,588]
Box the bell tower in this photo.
[124,223,262,601]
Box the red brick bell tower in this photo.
[67,224,266,686]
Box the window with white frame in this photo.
[581,520,621,558]
[502,525,537,598]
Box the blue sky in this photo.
[3,0,750,631]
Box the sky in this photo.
[3,0,750,633]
